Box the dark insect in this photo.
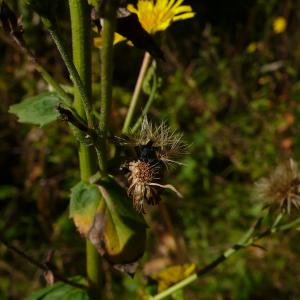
[135,140,165,176]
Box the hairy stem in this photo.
[68,0,101,297]
[98,0,118,172]
[47,24,93,127]
[152,216,300,300]
[122,52,152,134]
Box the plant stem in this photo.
[68,0,101,297]
[98,0,118,172]
[35,64,72,106]
[271,213,283,231]
[152,216,300,300]
[0,237,88,290]
[4,24,72,106]
[152,274,198,300]
[122,52,152,134]
[47,25,93,127]
[131,61,158,133]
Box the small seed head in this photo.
[125,117,186,213]
[127,160,161,213]
[255,159,300,214]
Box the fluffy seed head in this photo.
[255,159,300,214]
[131,117,187,167]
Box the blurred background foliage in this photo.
[1,0,300,299]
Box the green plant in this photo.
[2,0,300,299]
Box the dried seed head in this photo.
[125,117,186,213]
[255,159,300,214]
[127,160,161,213]
[131,117,187,167]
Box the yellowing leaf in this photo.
[70,181,102,235]
[95,178,147,273]
[151,264,196,292]
[70,178,147,275]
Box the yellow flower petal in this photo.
[127,4,138,14]
[127,0,195,34]
[95,0,195,49]
[173,5,193,14]
[173,12,195,22]
[273,16,287,34]
[94,33,127,48]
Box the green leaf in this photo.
[99,178,146,226]
[95,178,147,272]
[69,178,147,274]
[70,182,102,217]
[9,92,61,126]
[26,277,90,300]
[70,181,102,235]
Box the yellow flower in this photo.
[127,0,195,34]
[93,0,195,49]
[272,16,287,34]
[94,32,127,48]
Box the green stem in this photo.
[86,240,101,293]
[152,274,198,300]
[152,216,300,300]
[278,217,300,231]
[98,0,118,172]
[35,64,72,106]
[68,0,101,297]
[131,61,158,133]
[122,52,152,134]
[47,24,93,127]
[271,213,283,231]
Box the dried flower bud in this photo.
[255,159,300,214]
[128,160,161,213]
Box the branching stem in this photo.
[152,215,300,300]
[47,25,94,127]
[0,238,88,290]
